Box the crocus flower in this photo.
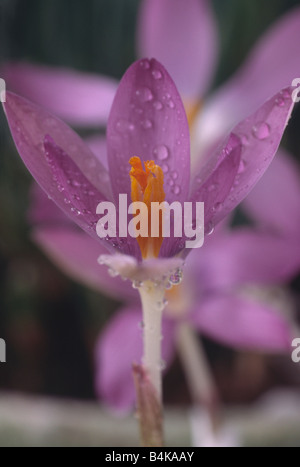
[3,58,294,273]
[2,57,296,446]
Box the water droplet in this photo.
[82,209,91,215]
[57,184,64,193]
[240,134,249,146]
[136,87,153,103]
[140,59,150,70]
[72,194,81,201]
[252,122,270,140]
[281,89,290,99]
[71,207,81,216]
[64,198,70,205]
[153,144,169,161]
[170,171,178,180]
[238,160,247,174]
[208,183,218,192]
[167,100,175,109]
[153,100,163,111]
[207,222,214,236]
[213,202,222,212]
[169,268,183,285]
[152,69,162,80]
[275,97,285,107]
[161,163,169,173]
[168,179,174,187]
[159,360,166,371]
[141,119,153,130]
[172,185,181,195]
[116,119,135,133]
[70,180,81,188]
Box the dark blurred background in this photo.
[0,0,300,406]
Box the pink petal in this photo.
[191,293,292,352]
[243,149,300,239]
[32,227,138,302]
[2,62,117,127]
[107,58,190,205]
[28,183,72,227]
[189,133,241,234]
[137,0,218,99]
[3,92,112,197]
[95,307,175,412]
[195,7,300,153]
[209,88,295,227]
[194,228,300,291]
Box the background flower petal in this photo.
[243,149,300,239]
[190,293,293,352]
[195,7,300,154]
[137,0,218,99]
[95,307,175,412]
[32,226,138,302]
[192,228,300,291]
[2,62,118,127]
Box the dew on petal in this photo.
[207,222,214,236]
[140,59,150,70]
[170,171,178,180]
[169,268,183,285]
[153,144,169,161]
[141,119,153,130]
[153,100,163,111]
[116,119,135,133]
[136,87,153,103]
[167,100,175,109]
[152,69,162,80]
[173,185,181,195]
[238,160,247,174]
[208,183,218,192]
[161,163,169,173]
[252,122,270,140]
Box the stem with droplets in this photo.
[138,280,165,402]
[135,280,166,446]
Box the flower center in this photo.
[129,156,165,259]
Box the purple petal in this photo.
[194,228,300,291]
[2,62,117,126]
[3,92,112,198]
[32,227,138,302]
[107,59,190,205]
[28,183,73,227]
[195,7,300,153]
[190,293,292,352]
[189,133,241,234]
[95,307,175,412]
[208,88,295,227]
[243,149,300,239]
[137,0,218,99]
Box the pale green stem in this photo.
[138,280,166,403]
[176,322,220,432]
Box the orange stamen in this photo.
[129,156,165,259]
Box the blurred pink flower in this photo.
[3,1,300,160]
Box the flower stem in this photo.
[176,323,220,434]
[134,280,166,446]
